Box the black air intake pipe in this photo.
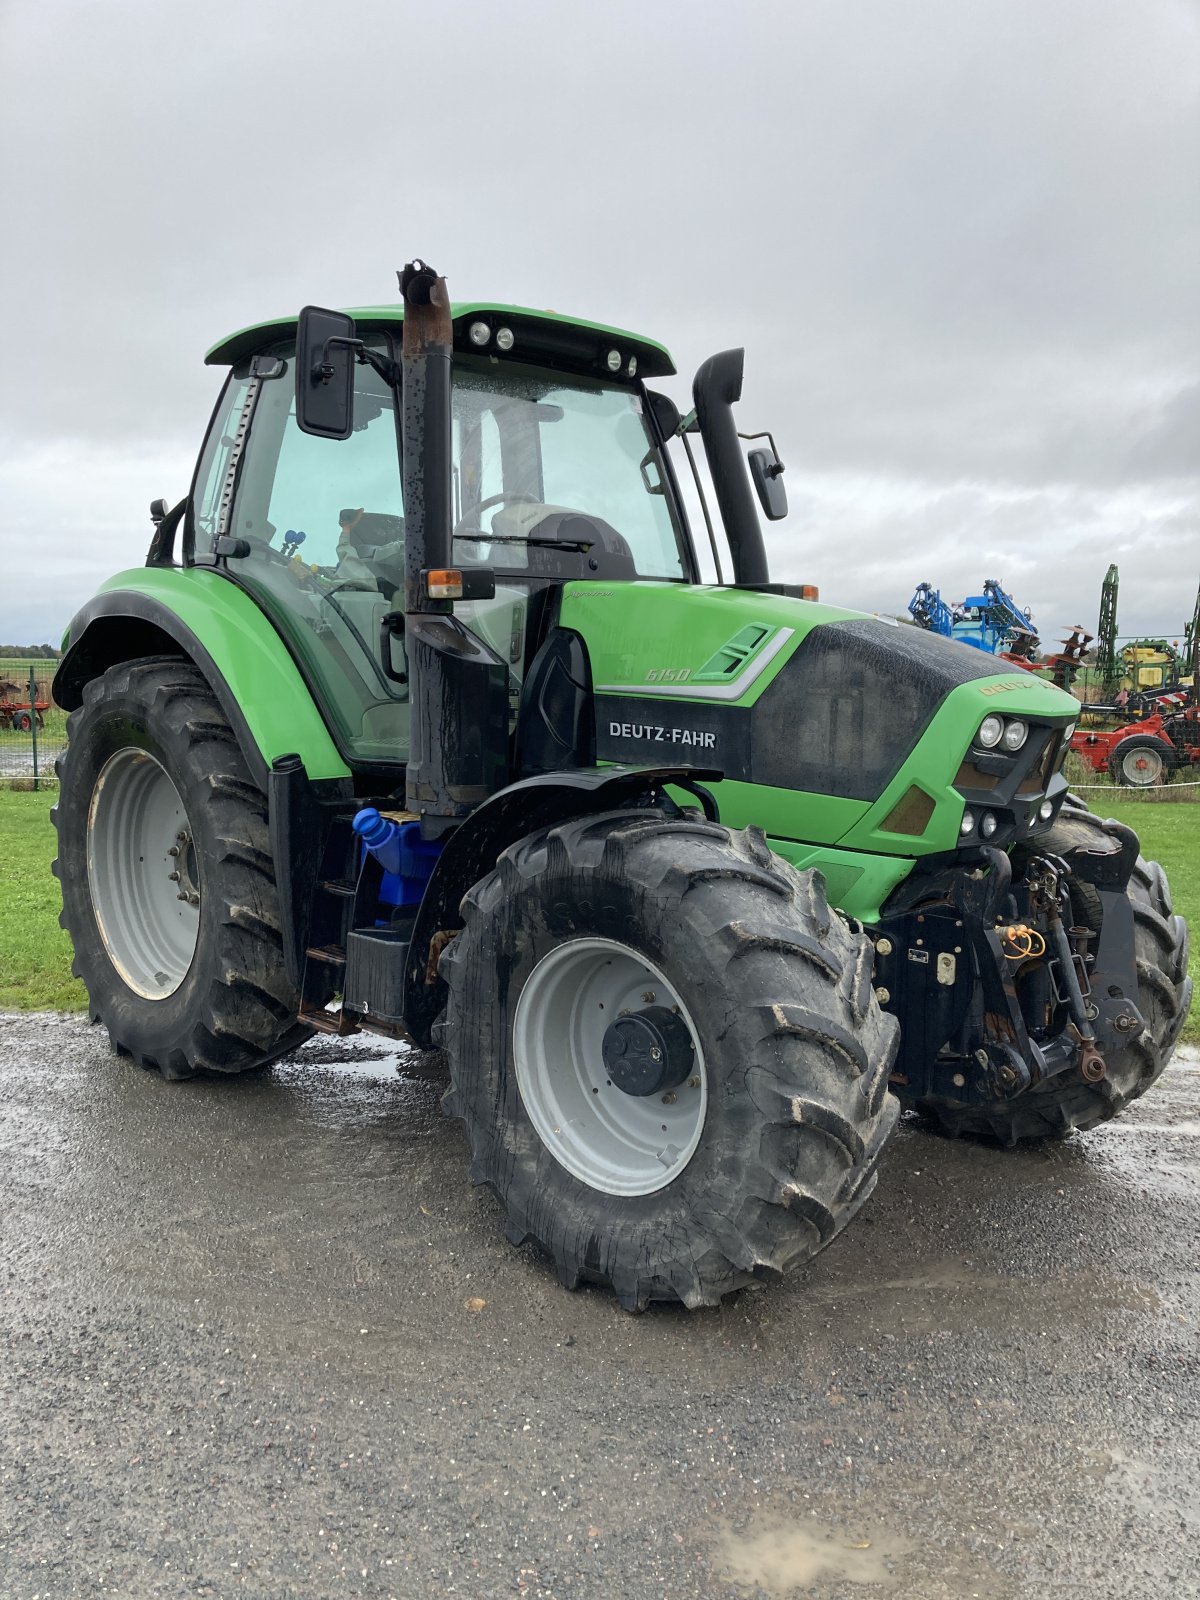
[692,348,770,587]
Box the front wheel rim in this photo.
[87,747,201,999]
[513,937,708,1196]
[1121,746,1163,785]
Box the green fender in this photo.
[54,567,351,787]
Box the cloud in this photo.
[0,0,1195,646]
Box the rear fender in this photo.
[402,765,720,1048]
[54,571,350,790]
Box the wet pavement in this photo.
[0,1013,1197,1599]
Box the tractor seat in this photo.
[338,508,405,550]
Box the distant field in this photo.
[0,789,1193,1041]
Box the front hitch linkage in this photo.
[1029,855,1107,1082]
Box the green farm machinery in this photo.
[53,262,1191,1309]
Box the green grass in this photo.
[0,791,85,1010]
[0,790,1194,1042]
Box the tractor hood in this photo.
[558,581,1080,857]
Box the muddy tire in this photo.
[53,657,310,1079]
[914,800,1191,1143]
[438,809,900,1310]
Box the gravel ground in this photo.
[1,1014,1197,1600]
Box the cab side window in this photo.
[189,369,252,551]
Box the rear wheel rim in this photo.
[86,747,201,999]
[1121,745,1164,785]
[513,936,707,1196]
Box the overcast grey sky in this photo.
[1,0,1196,648]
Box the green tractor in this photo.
[53,262,1190,1311]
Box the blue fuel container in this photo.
[351,807,441,908]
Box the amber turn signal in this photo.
[425,568,464,600]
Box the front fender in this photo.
[402,765,720,1048]
[54,567,350,789]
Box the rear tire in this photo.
[53,657,310,1079]
[914,800,1190,1143]
[439,809,899,1310]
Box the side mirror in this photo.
[296,305,357,440]
[748,445,788,521]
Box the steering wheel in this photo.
[453,491,542,540]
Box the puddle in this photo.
[283,1032,448,1083]
[717,1517,912,1593]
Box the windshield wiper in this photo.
[453,533,592,552]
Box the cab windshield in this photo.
[450,357,687,579]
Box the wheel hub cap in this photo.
[602,1005,695,1097]
[512,937,707,1196]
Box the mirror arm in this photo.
[314,337,400,389]
[738,429,785,476]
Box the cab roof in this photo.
[205,302,675,380]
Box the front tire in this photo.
[53,657,310,1079]
[439,809,899,1310]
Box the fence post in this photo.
[28,664,39,792]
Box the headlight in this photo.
[960,810,976,837]
[1064,723,1076,741]
[980,812,999,838]
[977,714,1004,749]
[1038,800,1054,821]
[1001,718,1028,752]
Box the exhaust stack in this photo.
[692,348,770,587]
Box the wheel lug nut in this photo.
[642,990,656,1003]
[688,1076,700,1089]
[661,1092,677,1105]
[649,1046,662,1061]
[168,845,179,858]
[168,871,179,881]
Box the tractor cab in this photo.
[191,302,729,773]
